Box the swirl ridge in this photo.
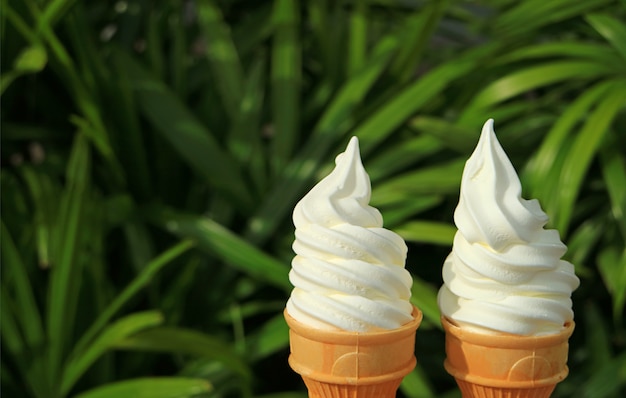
[287,137,413,332]
[438,120,580,335]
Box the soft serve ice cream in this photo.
[438,119,579,335]
[286,136,413,332]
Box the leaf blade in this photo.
[555,83,626,232]
[112,327,251,380]
[116,51,253,210]
[61,311,164,395]
[271,0,301,172]
[150,206,291,291]
[74,377,211,398]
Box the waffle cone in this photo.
[442,316,574,398]
[284,306,422,398]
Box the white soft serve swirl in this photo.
[438,119,580,335]
[286,136,413,332]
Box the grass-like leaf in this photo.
[46,133,90,383]
[600,139,626,239]
[368,134,444,181]
[244,37,398,245]
[597,248,626,323]
[371,160,465,207]
[61,311,164,396]
[463,61,615,114]
[494,0,613,37]
[74,377,211,398]
[149,206,291,291]
[495,41,620,65]
[197,0,244,119]
[580,351,626,398]
[347,0,367,75]
[378,196,444,228]
[388,0,449,83]
[112,327,251,380]
[0,221,44,351]
[555,83,626,232]
[395,221,456,246]
[586,13,626,62]
[256,393,307,398]
[523,80,614,200]
[410,117,476,154]
[70,240,194,365]
[356,54,481,155]
[270,0,300,173]
[247,313,289,362]
[400,363,436,398]
[410,276,441,329]
[116,51,253,211]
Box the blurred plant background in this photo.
[2,0,626,397]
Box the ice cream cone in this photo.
[442,316,574,398]
[284,306,422,398]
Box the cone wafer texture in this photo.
[285,306,422,398]
[442,316,573,398]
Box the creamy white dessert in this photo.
[438,119,580,335]
[286,137,413,332]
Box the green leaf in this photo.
[580,351,626,398]
[356,54,481,155]
[464,61,614,113]
[600,138,626,239]
[523,80,614,199]
[146,10,165,80]
[583,302,613,373]
[368,134,444,181]
[227,56,266,178]
[586,13,626,62]
[232,3,274,57]
[4,3,39,44]
[70,240,194,366]
[0,72,19,95]
[150,206,291,291]
[112,327,251,380]
[244,37,398,245]
[347,0,367,75]
[409,117,476,154]
[62,311,164,395]
[271,0,301,172]
[555,83,626,232]
[563,218,603,278]
[388,0,449,83]
[371,160,465,207]
[0,287,25,364]
[400,363,435,398]
[256,394,308,398]
[47,133,90,382]
[395,221,456,246]
[109,55,152,200]
[13,44,47,72]
[74,377,211,398]
[597,248,626,322]
[494,0,613,37]
[247,313,289,361]
[197,0,244,118]
[1,284,50,398]
[116,51,253,211]
[494,42,620,66]
[19,166,58,268]
[378,196,444,228]
[0,221,44,350]
[410,276,441,329]
[39,0,79,27]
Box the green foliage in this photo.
[2,0,625,397]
